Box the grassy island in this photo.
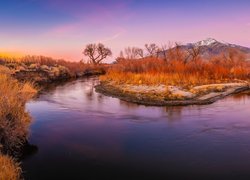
[97,49,250,106]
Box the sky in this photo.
[0,0,250,62]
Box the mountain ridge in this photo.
[183,38,250,58]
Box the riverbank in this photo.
[12,64,106,84]
[0,65,37,179]
[0,56,107,84]
[95,81,250,106]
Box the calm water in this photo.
[22,77,250,180]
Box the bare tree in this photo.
[124,47,135,59]
[119,47,144,60]
[119,51,124,59]
[166,43,187,63]
[223,48,246,68]
[145,43,159,57]
[186,46,201,63]
[135,48,144,58]
[159,44,168,61]
[83,43,112,64]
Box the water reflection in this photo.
[165,106,184,122]
[23,77,250,180]
[119,100,141,109]
[231,90,250,102]
[20,141,39,160]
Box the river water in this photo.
[22,77,250,180]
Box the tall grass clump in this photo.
[0,67,36,153]
[0,65,37,179]
[0,154,21,180]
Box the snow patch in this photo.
[194,38,218,46]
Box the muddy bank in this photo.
[95,82,250,106]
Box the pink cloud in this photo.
[97,28,127,43]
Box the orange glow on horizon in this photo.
[0,50,80,62]
[0,51,25,59]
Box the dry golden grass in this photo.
[0,55,107,76]
[0,65,14,75]
[0,66,36,180]
[0,65,36,179]
[0,154,21,180]
[0,65,37,153]
[101,71,214,87]
[101,54,250,89]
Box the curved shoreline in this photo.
[95,82,250,106]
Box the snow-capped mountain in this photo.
[157,38,250,60]
[193,38,218,46]
[184,38,250,58]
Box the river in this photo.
[22,77,250,180]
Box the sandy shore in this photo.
[95,81,250,106]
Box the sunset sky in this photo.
[0,0,250,62]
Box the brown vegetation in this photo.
[0,65,37,179]
[98,46,250,106]
[0,55,107,84]
[0,154,21,180]
[0,55,106,75]
[101,47,250,89]
[0,65,36,153]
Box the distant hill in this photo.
[159,38,250,60]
